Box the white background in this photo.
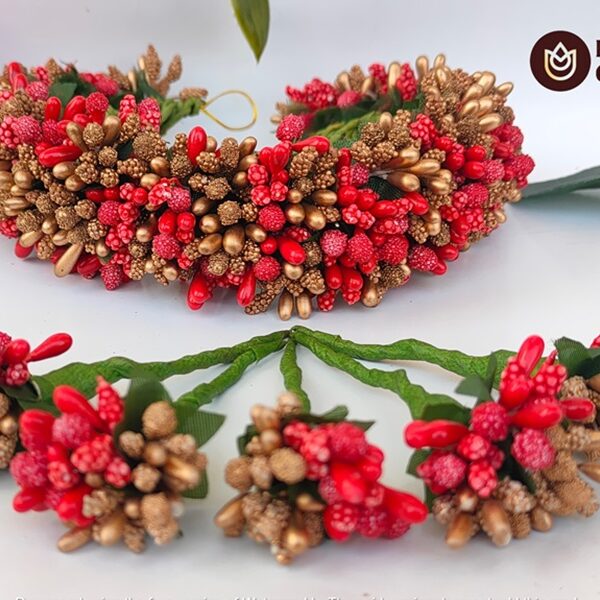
[1,0,600,598]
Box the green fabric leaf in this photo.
[367,176,404,199]
[113,376,171,442]
[420,401,470,424]
[48,81,77,110]
[231,0,270,61]
[174,405,225,447]
[40,331,288,402]
[554,337,600,378]
[406,449,430,476]
[292,326,514,388]
[175,337,285,407]
[183,471,208,499]
[455,375,493,402]
[522,166,600,199]
[279,340,310,411]
[292,329,470,421]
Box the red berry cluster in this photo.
[406,336,596,500]
[0,331,72,387]
[11,379,129,525]
[283,420,427,541]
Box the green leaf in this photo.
[174,405,225,448]
[406,449,431,476]
[367,176,404,200]
[47,81,77,110]
[183,470,208,499]
[279,340,310,411]
[554,337,600,378]
[40,331,288,402]
[420,401,470,424]
[455,374,493,402]
[134,70,163,101]
[522,166,600,199]
[231,0,270,61]
[113,375,170,442]
[318,405,349,422]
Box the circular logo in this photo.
[530,30,590,91]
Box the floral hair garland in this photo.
[0,49,534,319]
[2,326,599,560]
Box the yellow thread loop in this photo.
[200,89,258,131]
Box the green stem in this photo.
[292,327,513,386]
[279,340,310,411]
[293,329,468,420]
[39,331,289,400]
[175,336,286,407]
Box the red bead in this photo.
[186,126,207,163]
[516,335,545,374]
[561,398,595,421]
[512,400,563,429]
[325,264,343,290]
[463,161,485,179]
[330,462,367,505]
[259,237,277,255]
[52,385,106,431]
[445,152,465,171]
[236,269,256,307]
[337,185,358,207]
[3,339,30,364]
[28,333,72,362]
[278,237,305,265]
[382,486,428,524]
[404,419,469,449]
[465,145,487,161]
[187,272,212,310]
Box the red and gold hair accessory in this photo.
[0,50,533,319]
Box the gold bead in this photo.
[250,405,281,431]
[295,292,312,320]
[387,171,420,192]
[13,170,33,190]
[311,189,337,207]
[295,493,326,512]
[480,499,512,547]
[102,115,121,145]
[206,136,218,152]
[479,113,503,133]
[477,71,496,95]
[238,136,257,157]
[54,243,84,277]
[282,525,310,556]
[387,61,401,89]
[361,281,380,307]
[136,225,153,243]
[19,230,43,248]
[278,291,294,321]
[150,156,170,177]
[455,486,479,513]
[0,414,18,435]
[287,188,303,204]
[238,154,258,170]
[408,159,440,176]
[192,197,213,216]
[378,111,393,133]
[52,161,76,180]
[383,147,420,169]
[140,173,160,190]
[259,429,282,453]
[66,121,87,151]
[95,510,125,547]
[57,527,92,553]
[245,223,267,243]
[222,224,245,256]
[232,171,248,188]
[283,262,304,280]
[214,496,245,531]
[38,218,57,237]
[530,506,553,532]
[463,83,484,102]
[164,455,201,488]
[284,204,305,225]
[96,241,109,257]
[65,174,85,192]
[52,230,69,247]
[496,82,514,97]
[163,265,179,282]
[200,214,222,234]
[415,55,429,79]
[445,512,475,549]
[198,233,223,255]
[459,99,480,118]
[303,204,326,230]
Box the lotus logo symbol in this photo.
[531,31,590,91]
[544,42,577,81]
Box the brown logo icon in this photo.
[530,30,590,91]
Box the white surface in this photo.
[1,0,600,598]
